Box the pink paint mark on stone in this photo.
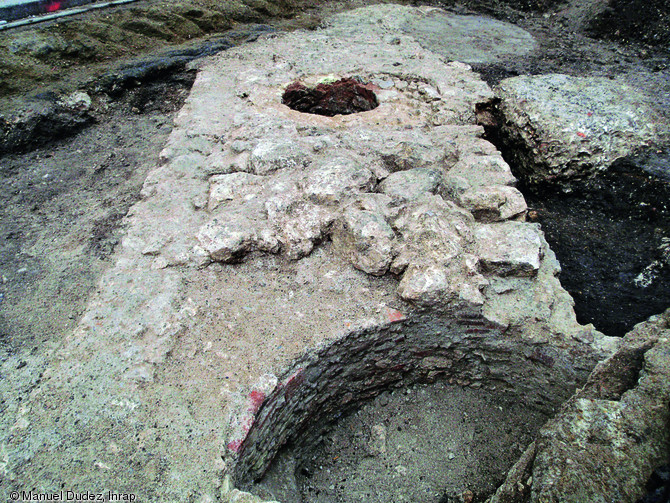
[226,391,268,454]
[248,390,265,412]
[227,439,243,453]
[385,309,406,323]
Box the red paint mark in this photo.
[576,132,587,138]
[587,112,593,116]
[465,328,490,334]
[241,414,253,432]
[46,1,61,12]
[285,369,304,387]
[248,390,265,412]
[386,309,406,323]
[283,369,304,399]
[227,439,243,453]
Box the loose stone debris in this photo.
[1,4,667,503]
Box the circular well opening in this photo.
[251,381,548,503]
[231,315,580,502]
[282,78,379,117]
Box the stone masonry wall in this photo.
[233,310,603,486]
[3,6,630,503]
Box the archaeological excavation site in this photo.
[0,1,669,502]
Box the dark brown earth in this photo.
[1,0,669,501]
[282,78,379,117]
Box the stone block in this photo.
[474,221,542,276]
[332,207,396,276]
[497,74,658,183]
[457,185,527,222]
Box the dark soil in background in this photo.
[0,69,194,408]
[520,152,670,337]
[587,0,670,47]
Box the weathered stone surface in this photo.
[378,167,442,203]
[458,185,527,222]
[394,195,487,307]
[301,157,376,205]
[326,4,537,65]
[208,172,265,210]
[3,5,639,503]
[249,139,310,175]
[197,209,280,262]
[442,134,518,196]
[496,74,658,184]
[332,207,396,276]
[272,201,335,260]
[475,222,543,277]
[222,476,280,503]
[489,309,670,503]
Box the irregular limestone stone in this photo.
[362,129,456,172]
[206,148,252,175]
[208,173,265,210]
[349,193,399,222]
[58,90,92,111]
[489,309,670,503]
[496,74,658,184]
[332,207,396,276]
[458,185,527,222]
[394,195,487,308]
[443,149,517,197]
[197,208,280,262]
[301,158,376,205]
[272,201,336,260]
[378,168,442,203]
[249,139,310,175]
[475,221,543,277]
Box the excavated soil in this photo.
[521,152,670,337]
[1,0,669,501]
[0,71,194,444]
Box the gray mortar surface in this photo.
[3,4,669,503]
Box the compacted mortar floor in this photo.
[251,382,549,503]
